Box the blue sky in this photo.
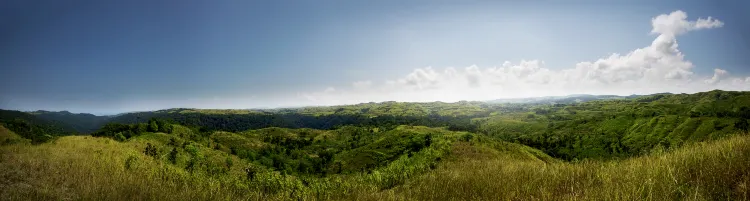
[1,0,749,115]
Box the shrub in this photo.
[124,155,137,170]
[168,148,179,164]
[144,143,159,159]
[114,133,126,142]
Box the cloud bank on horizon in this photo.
[299,10,750,106]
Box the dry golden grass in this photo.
[1,133,749,201]
[0,126,28,145]
[0,136,255,201]
[382,134,750,201]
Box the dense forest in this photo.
[2,90,750,200]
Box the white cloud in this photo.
[465,65,482,88]
[398,67,442,90]
[299,10,748,105]
[705,69,728,84]
[651,10,723,36]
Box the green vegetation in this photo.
[389,133,750,200]
[476,90,750,160]
[0,109,77,143]
[1,90,750,200]
[0,125,30,145]
[29,110,110,133]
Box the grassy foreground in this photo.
[1,129,749,200]
[391,133,750,201]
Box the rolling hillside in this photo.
[2,90,750,200]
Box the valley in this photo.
[1,90,749,200]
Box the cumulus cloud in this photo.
[705,69,728,84]
[651,10,724,36]
[299,10,748,105]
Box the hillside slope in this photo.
[0,110,77,143]
[30,111,111,133]
[0,125,552,200]
[385,133,750,200]
[2,131,748,200]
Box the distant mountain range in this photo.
[1,92,682,134]
[29,110,111,133]
[486,93,673,104]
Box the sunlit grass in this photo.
[385,133,750,201]
[1,131,748,200]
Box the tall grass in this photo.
[2,133,749,200]
[0,136,255,200]
[384,133,750,201]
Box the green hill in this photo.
[2,126,748,200]
[0,109,78,143]
[2,90,750,200]
[475,90,750,160]
[386,132,750,200]
[0,124,553,200]
[30,110,111,133]
[0,125,30,145]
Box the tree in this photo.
[148,120,159,132]
[244,166,258,180]
[425,134,433,147]
[736,119,749,132]
[156,120,173,133]
[134,123,148,134]
[114,133,126,142]
[739,106,750,119]
[144,143,159,159]
[168,148,179,164]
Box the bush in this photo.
[124,155,137,170]
[168,148,179,164]
[460,133,474,142]
[114,133,126,142]
[144,143,159,159]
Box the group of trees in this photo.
[107,111,483,133]
[0,109,76,143]
[92,118,175,141]
[477,91,750,161]
[7,90,750,167]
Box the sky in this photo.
[1,0,749,115]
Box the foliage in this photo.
[29,110,110,133]
[3,130,748,200]
[144,143,159,159]
[0,109,76,143]
[3,90,750,200]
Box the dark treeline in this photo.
[31,110,111,133]
[107,112,484,133]
[0,109,77,143]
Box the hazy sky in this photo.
[1,0,749,115]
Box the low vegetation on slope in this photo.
[2,90,750,200]
[1,124,491,200]
[0,110,77,143]
[475,90,750,160]
[97,90,750,162]
[2,128,748,200]
[30,110,110,133]
[0,125,29,145]
[389,133,750,201]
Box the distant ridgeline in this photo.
[30,110,111,133]
[2,90,749,159]
[0,109,78,143]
